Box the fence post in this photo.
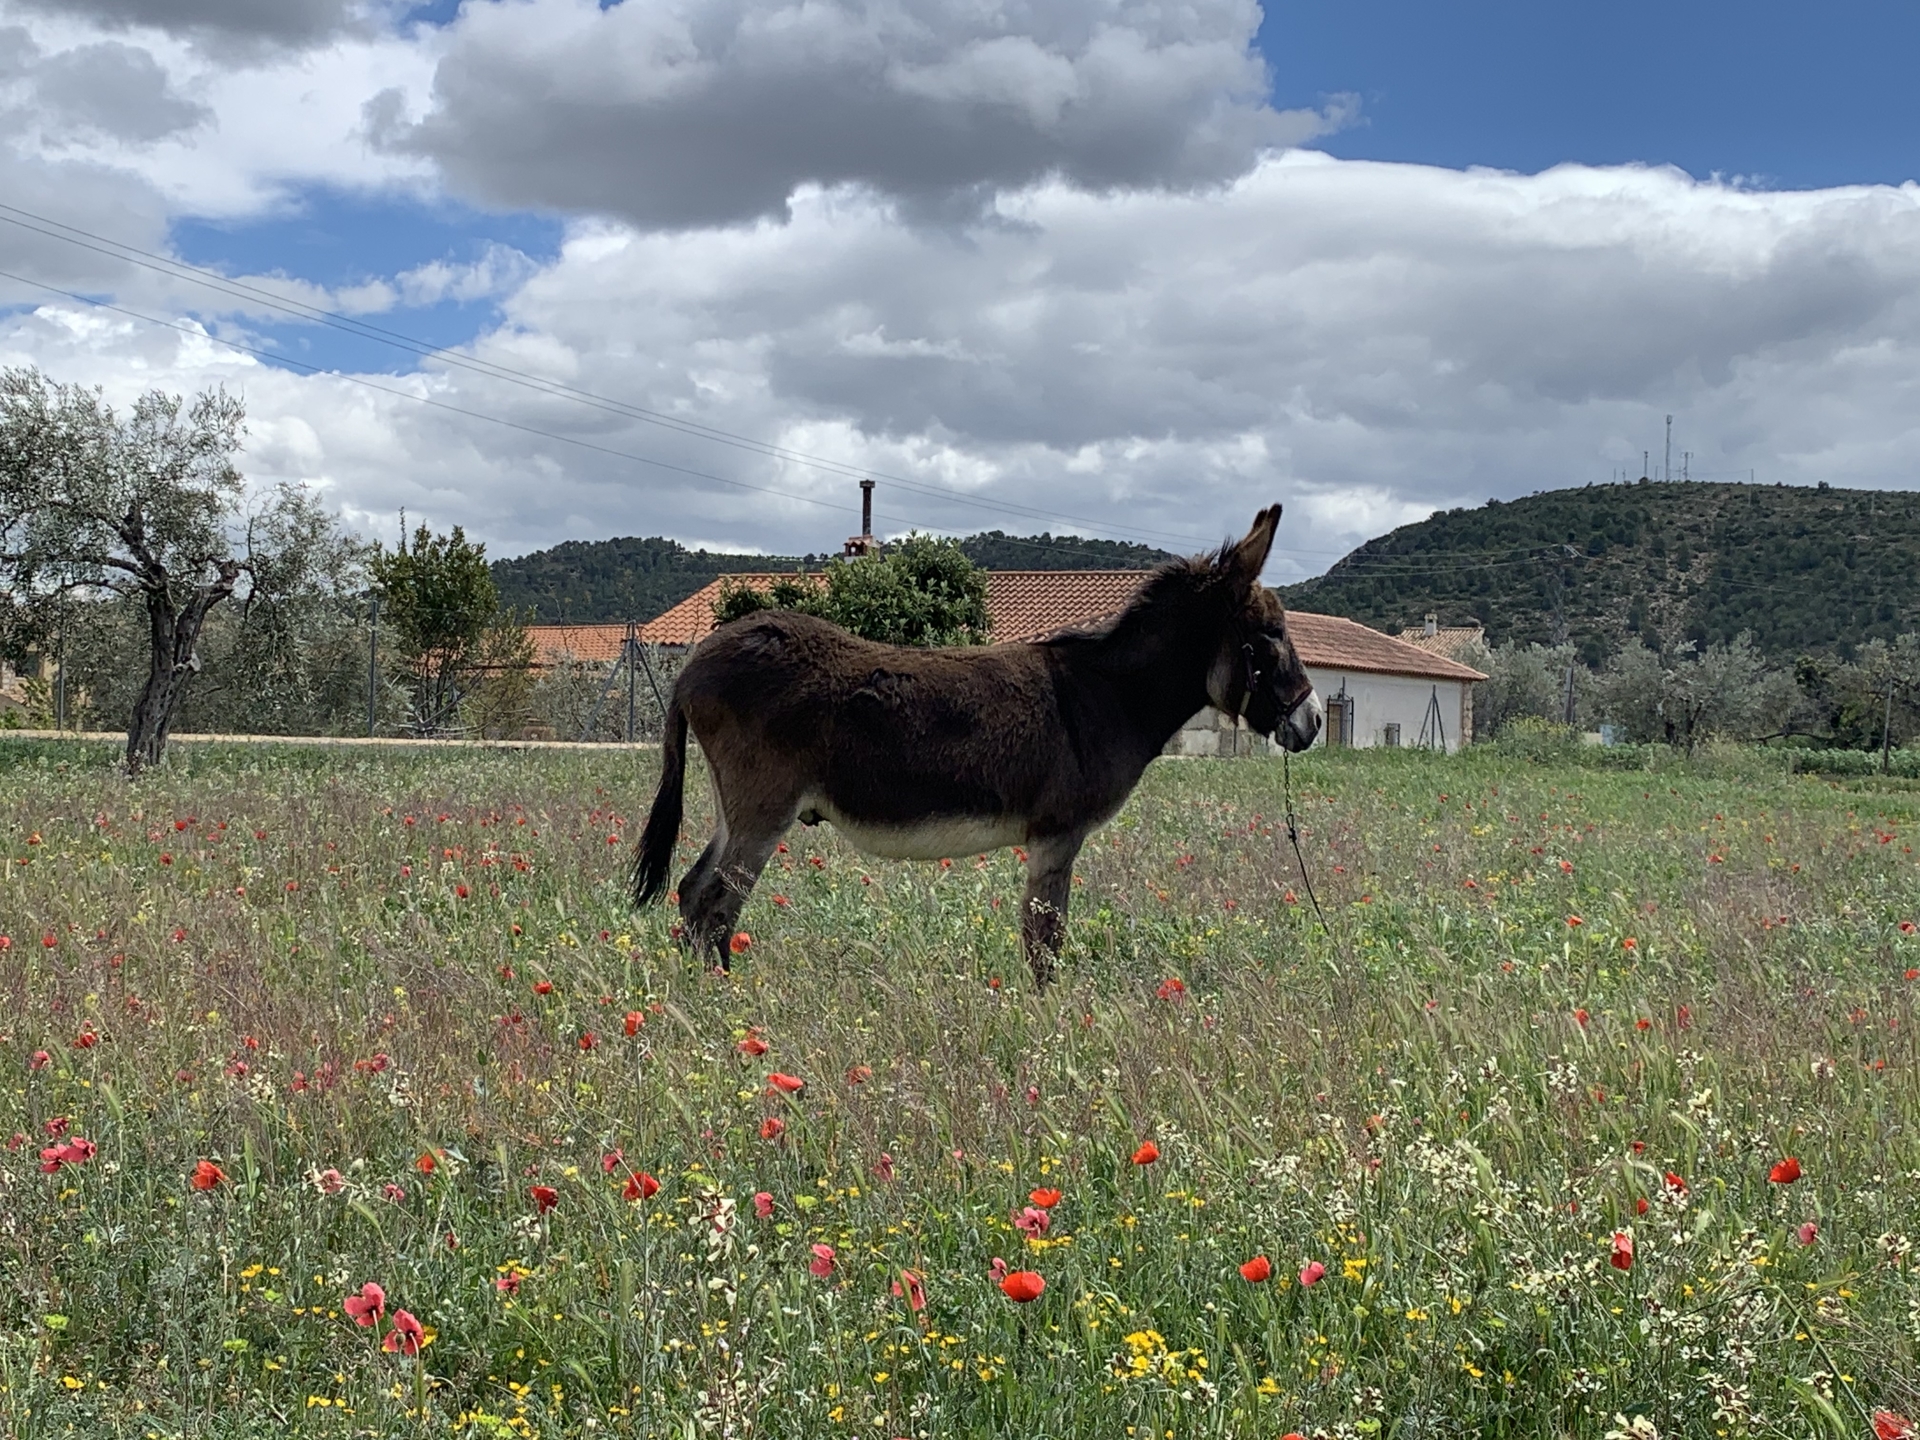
[367,594,380,738]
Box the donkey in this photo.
[629,505,1322,987]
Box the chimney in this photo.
[844,480,877,557]
[1424,612,1438,638]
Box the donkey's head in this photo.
[1204,506,1322,753]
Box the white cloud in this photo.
[3,2,1920,591]
[390,0,1351,227]
[10,156,1920,587]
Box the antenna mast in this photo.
[1664,415,1672,483]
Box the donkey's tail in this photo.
[630,700,688,907]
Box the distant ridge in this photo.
[1279,480,1920,664]
[491,530,1173,623]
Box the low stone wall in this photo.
[1164,707,1271,758]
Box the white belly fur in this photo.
[803,797,1025,861]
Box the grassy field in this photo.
[3,738,1920,1439]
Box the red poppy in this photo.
[28,1049,49,1071]
[601,1148,623,1174]
[1875,1413,1915,1440]
[495,1272,522,1295]
[1239,1255,1272,1283]
[1014,1205,1050,1236]
[1908,970,1920,982]
[1566,915,1583,927]
[1664,1171,1688,1197]
[416,1151,437,1175]
[1131,1141,1159,1166]
[71,1030,98,1049]
[1635,1018,1652,1031]
[623,1171,660,1201]
[846,1064,872,1084]
[1155,977,1186,1001]
[1298,1260,1326,1286]
[1609,1231,1634,1270]
[190,1160,226,1191]
[1635,1197,1649,1215]
[1797,1221,1819,1246]
[578,1032,597,1051]
[1573,1008,1589,1028]
[532,980,553,996]
[1029,1187,1062,1209]
[891,1268,927,1311]
[999,1270,1045,1303]
[529,1184,559,1213]
[872,1152,895,1181]
[767,1072,806,1095]
[737,1032,769,1057]
[1622,936,1637,950]
[729,932,752,955]
[624,1010,643,1037]
[382,1308,425,1356]
[808,1243,835,1278]
[1903,921,1917,935]
[760,1117,785,1141]
[1769,1156,1802,1184]
[455,884,469,899]
[344,1282,386,1326]
[753,1191,774,1219]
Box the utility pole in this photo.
[1664,415,1672,483]
[367,594,380,737]
[625,621,638,743]
[1683,451,1690,482]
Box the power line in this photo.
[0,201,1217,553]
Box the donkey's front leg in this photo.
[1020,833,1085,990]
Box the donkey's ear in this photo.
[1223,504,1282,588]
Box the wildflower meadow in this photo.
[3,737,1919,1439]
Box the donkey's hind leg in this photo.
[683,802,793,970]
[1020,832,1086,990]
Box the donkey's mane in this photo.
[1033,544,1236,648]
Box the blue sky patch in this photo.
[1260,0,1920,188]
[170,188,563,374]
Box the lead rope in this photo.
[1283,746,1334,938]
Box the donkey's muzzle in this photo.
[1279,690,1322,754]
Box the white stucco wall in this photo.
[1306,667,1470,754]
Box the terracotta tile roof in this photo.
[639,575,812,645]
[531,572,1487,682]
[1395,623,1487,664]
[527,623,637,666]
[1293,612,1487,682]
[984,571,1156,642]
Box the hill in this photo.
[1280,480,1920,664]
[491,531,1172,622]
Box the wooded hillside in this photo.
[1281,480,1920,664]
[491,531,1171,621]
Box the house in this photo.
[1397,613,1487,665]
[528,571,1486,754]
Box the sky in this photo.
[2,0,1918,580]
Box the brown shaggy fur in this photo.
[630,506,1320,986]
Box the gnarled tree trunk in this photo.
[125,559,239,774]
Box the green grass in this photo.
[3,739,1920,1438]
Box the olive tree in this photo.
[1593,634,1796,752]
[0,367,349,771]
